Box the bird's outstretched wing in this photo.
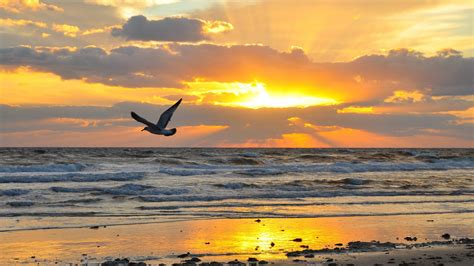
[157,98,182,129]
[131,112,155,127]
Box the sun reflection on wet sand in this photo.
[1,214,473,265]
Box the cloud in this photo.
[0,1,124,49]
[52,23,80,37]
[0,0,63,13]
[0,45,472,102]
[0,17,47,28]
[111,15,232,42]
[351,48,474,96]
[1,101,472,147]
[384,90,425,103]
[82,25,119,36]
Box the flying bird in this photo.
[131,98,182,136]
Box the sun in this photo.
[231,82,338,109]
[187,81,338,109]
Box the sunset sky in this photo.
[0,0,473,147]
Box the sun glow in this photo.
[233,83,337,108]
[188,82,338,108]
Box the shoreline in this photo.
[2,210,474,233]
[1,213,473,265]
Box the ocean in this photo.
[0,148,473,232]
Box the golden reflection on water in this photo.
[1,214,473,264]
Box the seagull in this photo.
[131,98,182,136]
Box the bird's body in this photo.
[143,127,177,136]
[131,99,182,137]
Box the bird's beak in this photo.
[141,128,145,131]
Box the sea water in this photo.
[0,148,473,231]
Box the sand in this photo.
[0,213,473,265]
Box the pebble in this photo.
[441,233,450,240]
[177,252,190,258]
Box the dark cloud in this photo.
[0,45,472,100]
[111,15,231,42]
[1,102,472,144]
[351,48,474,96]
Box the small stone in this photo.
[292,238,303,242]
[177,252,190,258]
[293,259,306,263]
[188,257,201,262]
[441,233,450,240]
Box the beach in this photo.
[1,214,473,265]
[0,148,473,265]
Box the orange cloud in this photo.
[0,0,63,13]
[0,18,47,28]
[52,23,80,37]
[0,68,179,106]
[0,124,229,147]
[203,20,233,34]
[81,25,119,36]
[337,106,374,114]
[223,126,473,148]
[384,90,425,103]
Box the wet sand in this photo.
[0,213,473,265]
